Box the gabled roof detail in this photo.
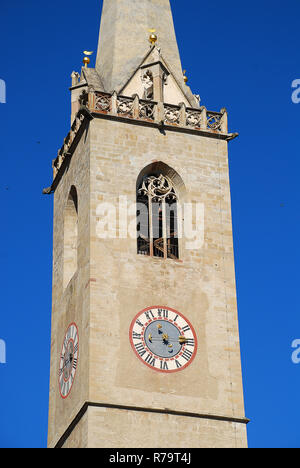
[81,67,105,92]
[120,45,200,108]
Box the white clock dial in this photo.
[59,323,79,399]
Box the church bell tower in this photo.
[45,0,248,448]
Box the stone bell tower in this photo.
[45,0,248,448]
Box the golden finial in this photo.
[83,51,93,68]
[148,28,158,46]
[183,70,188,84]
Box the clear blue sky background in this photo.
[0,0,299,448]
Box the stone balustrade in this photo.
[89,90,228,134]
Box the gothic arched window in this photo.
[137,174,179,260]
[63,186,78,289]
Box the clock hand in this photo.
[179,336,188,344]
[147,336,188,343]
[60,361,71,376]
[148,333,169,343]
[60,354,74,373]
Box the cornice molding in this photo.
[53,401,250,448]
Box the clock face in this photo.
[59,322,79,399]
[129,306,197,373]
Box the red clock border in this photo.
[129,305,198,373]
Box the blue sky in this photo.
[0,0,300,448]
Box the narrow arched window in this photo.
[137,174,179,259]
[63,186,78,289]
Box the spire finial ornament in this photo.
[83,51,93,68]
[148,28,158,46]
[183,69,188,84]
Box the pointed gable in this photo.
[120,46,198,107]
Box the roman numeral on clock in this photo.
[63,381,70,396]
[158,308,168,319]
[182,348,193,361]
[132,331,141,340]
[144,354,156,367]
[185,338,195,347]
[134,342,146,357]
[160,361,168,370]
[59,373,64,386]
[144,310,154,321]
[135,319,144,328]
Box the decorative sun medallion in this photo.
[59,323,79,399]
[129,306,197,373]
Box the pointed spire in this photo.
[95,0,184,94]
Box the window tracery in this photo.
[137,174,179,260]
